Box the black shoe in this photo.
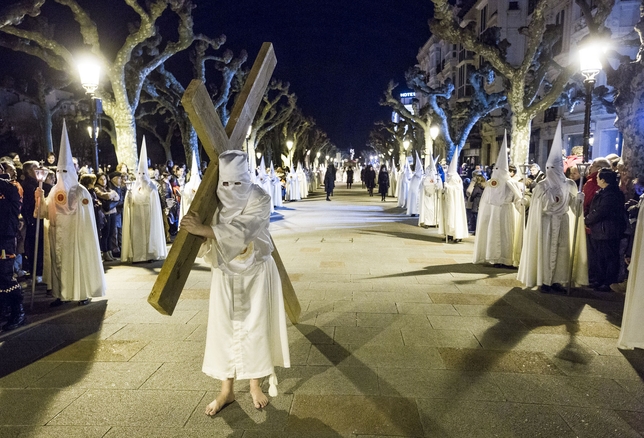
[78,298,92,306]
[2,315,26,331]
[552,283,566,293]
[594,284,611,292]
[326,197,331,201]
[540,284,566,295]
[493,263,503,268]
[49,298,66,307]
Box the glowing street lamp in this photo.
[286,140,294,169]
[403,140,410,152]
[256,151,262,160]
[77,56,102,173]
[579,40,606,166]
[430,125,440,140]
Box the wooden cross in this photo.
[147,42,301,324]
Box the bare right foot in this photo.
[205,391,235,416]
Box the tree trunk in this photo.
[41,106,53,155]
[424,129,434,165]
[112,111,138,170]
[510,114,532,166]
[615,68,644,179]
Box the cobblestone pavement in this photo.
[1,187,643,437]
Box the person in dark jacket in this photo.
[324,163,336,201]
[0,163,26,331]
[378,165,390,201]
[21,161,52,281]
[585,168,626,291]
[346,167,354,189]
[364,165,376,197]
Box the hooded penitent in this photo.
[121,136,167,262]
[486,130,512,206]
[180,152,202,222]
[218,150,253,224]
[542,121,570,216]
[270,161,283,208]
[441,151,469,239]
[43,120,105,300]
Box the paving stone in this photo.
[176,289,210,300]
[333,326,403,346]
[333,301,398,314]
[352,290,432,302]
[288,324,335,345]
[356,313,431,328]
[275,365,379,395]
[476,332,583,355]
[616,410,644,435]
[184,392,293,430]
[48,389,204,426]
[558,407,642,438]
[128,340,204,363]
[401,328,481,348]
[103,309,199,325]
[428,315,528,333]
[551,354,644,380]
[0,387,87,425]
[455,284,512,295]
[29,361,161,389]
[137,361,228,391]
[40,340,147,362]
[106,323,201,341]
[522,320,622,338]
[438,348,562,375]
[414,273,456,285]
[416,399,576,437]
[429,293,501,305]
[491,374,642,410]
[289,394,424,436]
[454,303,534,319]
[378,368,504,400]
[104,428,241,438]
[396,302,459,316]
[0,426,111,437]
[0,361,62,388]
[578,336,624,356]
[241,429,354,438]
[314,312,358,327]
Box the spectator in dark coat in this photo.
[324,163,336,201]
[468,174,485,234]
[378,166,390,201]
[585,168,626,291]
[346,167,354,189]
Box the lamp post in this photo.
[428,125,440,166]
[30,167,49,310]
[579,41,604,166]
[77,57,102,173]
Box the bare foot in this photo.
[249,379,268,409]
[205,390,235,416]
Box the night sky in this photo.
[193,1,434,152]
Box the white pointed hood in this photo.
[258,157,268,177]
[486,130,512,206]
[50,119,80,216]
[133,136,154,196]
[424,151,437,182]
[447,151,462,184]
[270,161,278,178]
[542,120,570,215]
[414,152,423,177]
[184,151,201,193]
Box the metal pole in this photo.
[30,181,43,310]
[582,79,594,163]
[90,96,99,173]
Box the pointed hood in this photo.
[487,130,512,206]
[184,151,201,193]
[447,151,459,178]
[541,120,571,215]
[56,119,78,186]
[545,120,566,189]
[414,152,423,177]
[133,136,153,195]
[270,161,277,178]
[49,119,80,217]
[258,156,267,177]
[424,150,438,186]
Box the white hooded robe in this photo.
[440,153,469,240]
[419,155,443,227]
[42,120,105,301]
[121,137,168,262]
[406,153,423,216]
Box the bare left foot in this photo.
[249,379,268,409]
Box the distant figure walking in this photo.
[378,165,390,201]
[364,165,376,197]
[346,167,354,189]
[324,163,336,201]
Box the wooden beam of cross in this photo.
[147,43,301,324]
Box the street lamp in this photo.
[579,40,605,166]
[430,125,440,140]
[77,56,102,173]
[403,140,410,151]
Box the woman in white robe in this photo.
[181,150,290,415]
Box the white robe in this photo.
[200,186,290,380]
[389,169,397,197]
[618,197,644,350]
[121,183,168,262]
[397,168,411,208]
[286,174,300,201]
[517,179,586,287]
[419,176,443,227]
[473,180,522,266]
[406,173,422,216]
[42,185,105,301]
[441,175,469,239]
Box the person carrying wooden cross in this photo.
[181,149,290,416]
